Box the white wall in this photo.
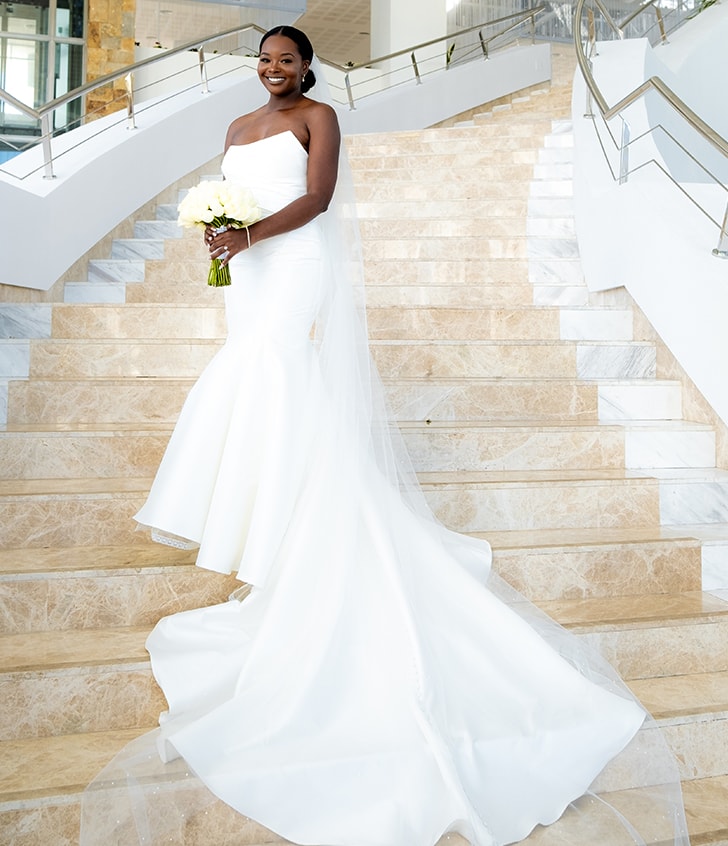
[0,43,550,291]
[644,3,728,183]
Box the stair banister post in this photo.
[584,64,594,118]
[655,6,668,44]
[344,73,356,110]
[478,30,488,59]
[410,52,422,84]
[39,112,55,180]
[712,201,728,258]
[618,118,630,184]
[124,73,136,131]
[198,47,210,94]
[587,8,598,59]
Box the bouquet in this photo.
[177,180,263,287]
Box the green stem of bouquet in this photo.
[208,216,233,287]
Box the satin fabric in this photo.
[136,131,648,845]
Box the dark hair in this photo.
[259,26,317,93]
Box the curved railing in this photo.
[0,6,543,181]
[573,0,728,256]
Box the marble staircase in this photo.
[1,64,728,844]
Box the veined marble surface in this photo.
[702,543,728,591]
[87,259,145,285]
[560,308,633,341]
[110,239,164,261]
[598,382,683,421]
[63,282,126,304]
[0,340,30,380]
[625,428,715,470]
[576,343,656,379]
[0,306,51,340]
[660,472,728,526]
[133,220,181,240]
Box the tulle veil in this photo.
[80,57,690,846]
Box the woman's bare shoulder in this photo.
[303,99,339,137]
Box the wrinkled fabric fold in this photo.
[84,129,690,846]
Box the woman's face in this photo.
[257,35,310,97]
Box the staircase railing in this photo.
[0,6,543,182]
[574,0,728,257]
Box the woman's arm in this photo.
[210,103,340,264]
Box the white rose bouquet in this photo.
[177,180,263,287]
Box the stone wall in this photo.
[86,0,137,117]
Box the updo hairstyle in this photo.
[259,26,317,93]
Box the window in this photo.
[0,0,85,157]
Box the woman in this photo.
[84,26,688,846]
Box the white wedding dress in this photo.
[84,131,687,846]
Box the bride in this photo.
[83,26,689,846]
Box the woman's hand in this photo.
[204,224,251,266]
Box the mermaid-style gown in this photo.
[132,131,648,846]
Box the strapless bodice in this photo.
[221,130,308,215]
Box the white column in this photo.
[370,0,447,71]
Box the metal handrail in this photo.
[0,7,544,179]
[573,0,728,255]
[340,8,543,72]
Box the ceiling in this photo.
[294,0,372,65]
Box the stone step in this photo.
[110,238,165,261]
[63,281,126,304]
[5,724,722,846]
[488,526,703,601]
[0,340,30,380]
[7,376,602,425]
[542,591,728,682]
[0,420,715,481]
[87,258,145,285]
[153,232,546,270]
[132,220,182,240]
[360,258,532,286]
[526,216,575,239]
[419,469,663,533]
[598,381,683,421]
[146,252,536,288]
[0,470,668,549]
[0,528,705,636]
[0,305,52,340]
[155,203,178,221]
[533,162,573,180]
[345,122,555,149]
[373,339,656,381]
[50,303,574,342]
[359,217,529,239]
[659,469,728,526]
[529,257,584,287]
[351,148,540,165]
[0,650,725,840]
[527,196,575,219]
[355,198,531,219]
[0,545,233,635]
[354,181,531,202]
[350,163,537,181]
[22,338,657,380]
[0,626,163,739]
[3,606,727,748]
[345,134,549,157]
[363,285,539,307]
